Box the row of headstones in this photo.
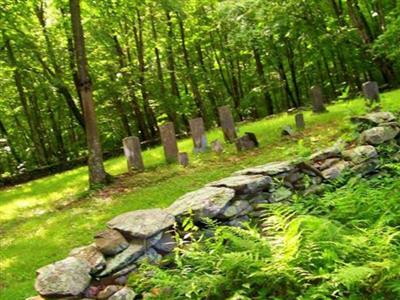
[123,81,380,172]
[310,81,380,113]
[122,105,244,172]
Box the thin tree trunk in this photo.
[253,46,274,115]
[177,15,209,126]
[69,0,108,186]
[4,36,47,165]
[133,9,158,137]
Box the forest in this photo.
[1,0,399,182]
[1,1,400,299]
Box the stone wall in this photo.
[30,112,400,300]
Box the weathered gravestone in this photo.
[189,117,207,153]
[159,122,179,163]
[310,85,327,113]
[178,152,189,167]
[295,113,305,129]
[123,136,144,172]
[211,140,224,154]
[362,81,380,103]
[218,106,237,142]
[236,132,259,152]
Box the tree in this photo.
[69,0,108,186]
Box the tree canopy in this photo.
[1,0,399,178]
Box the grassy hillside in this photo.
[0,90,399,299]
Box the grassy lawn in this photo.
[1,90,399,299]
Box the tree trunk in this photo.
[177,15,209,127]
[133,9,158,137]
[4,35,48,165]
[69,0,108,186]
[253,46,274,115]
[113,35,149,141]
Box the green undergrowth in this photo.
[131,151,400,300]
[0,89,399,299]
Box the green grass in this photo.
[0,90,399,299]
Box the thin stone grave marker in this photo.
[123,136,144,172]
[189,117,207,153]
[362,81,380,102]
[159,122,179,163]
[218,106,237,142]
[310,85,327,113]
[295,113,305,129]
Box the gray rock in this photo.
[137,248,162,265]
[35,257,91,297]
[94,229,129,256]
[317,158,341,171]
[107,208,175,239]
[270,187,293,202]
[310,146,341,162]
[234,161,294,176]
[227,215,250,228]
[220,200,252,219]
[360,126,400,145]
[235,133,258,151]
[108,287,136,300]
[69,244,106,274]
[207,174,272,194]
[322,161,349,180]
[281,125,295,136]
[153,232,176,254]
[165,187,235,221]
[97,242,145,277]
[111,263,137,278]
[351,159,379,175]
[97,285,122,300]
[343,145,378,164]
[351,112,396,126]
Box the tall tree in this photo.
[69,0,108,186]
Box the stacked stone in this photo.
[31,111,400,300]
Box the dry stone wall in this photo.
[30,111,400,300]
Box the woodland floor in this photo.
[1,90,400,299]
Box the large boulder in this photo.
[310,146,341,162]
[351,112,396,126]
[97,242,145,277]
[35,257,91,297]
[165,187,235,221]
[360,126,399,145]
[107,209,175,239]
[94,229,129,256]
[220,200,252,219]
[234,161,295,176]
[322,161,350,180]
[342,145,378,164]
[207,175,272,194]
[69,244,106,274]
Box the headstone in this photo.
[295,113,305,129]
[159,122,179,163]
[310,85,327,113]
[123,136,144,172]
[362,81,380,102]
[281,125,295,136]
[178,152,189,167]
[189,117,207,153]
[235,132,258,151]
[211,140,224,154]
[218,105,237,142]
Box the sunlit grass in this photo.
[0,90,399,299]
